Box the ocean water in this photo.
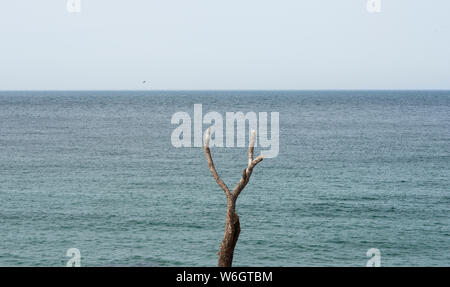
[0,90,449,266]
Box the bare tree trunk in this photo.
[218,197,240,267]
[203,129,263,267]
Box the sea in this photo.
[0,90,449,266]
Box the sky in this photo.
[0,0,449,90]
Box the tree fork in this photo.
[203,128,263,267]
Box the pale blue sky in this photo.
[0,0,449,90]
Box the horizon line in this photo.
[1,89,450,92]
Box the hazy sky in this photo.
[0,0,449,90]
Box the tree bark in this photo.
[203,128,263,267]
[218,197,240,267]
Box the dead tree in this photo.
[203,128,264,267]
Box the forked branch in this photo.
[203,128,231,198]
[203,128,263,200]
[203,128,264,267]
[232,130,264,199]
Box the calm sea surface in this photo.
[0,91,449,266]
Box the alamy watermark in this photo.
[66,248,81,267]
[67,0,81,13]
[366,0,381,13]
[171,104,279,158]
[366,248,381,267]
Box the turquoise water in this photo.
[0,90,449,266]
